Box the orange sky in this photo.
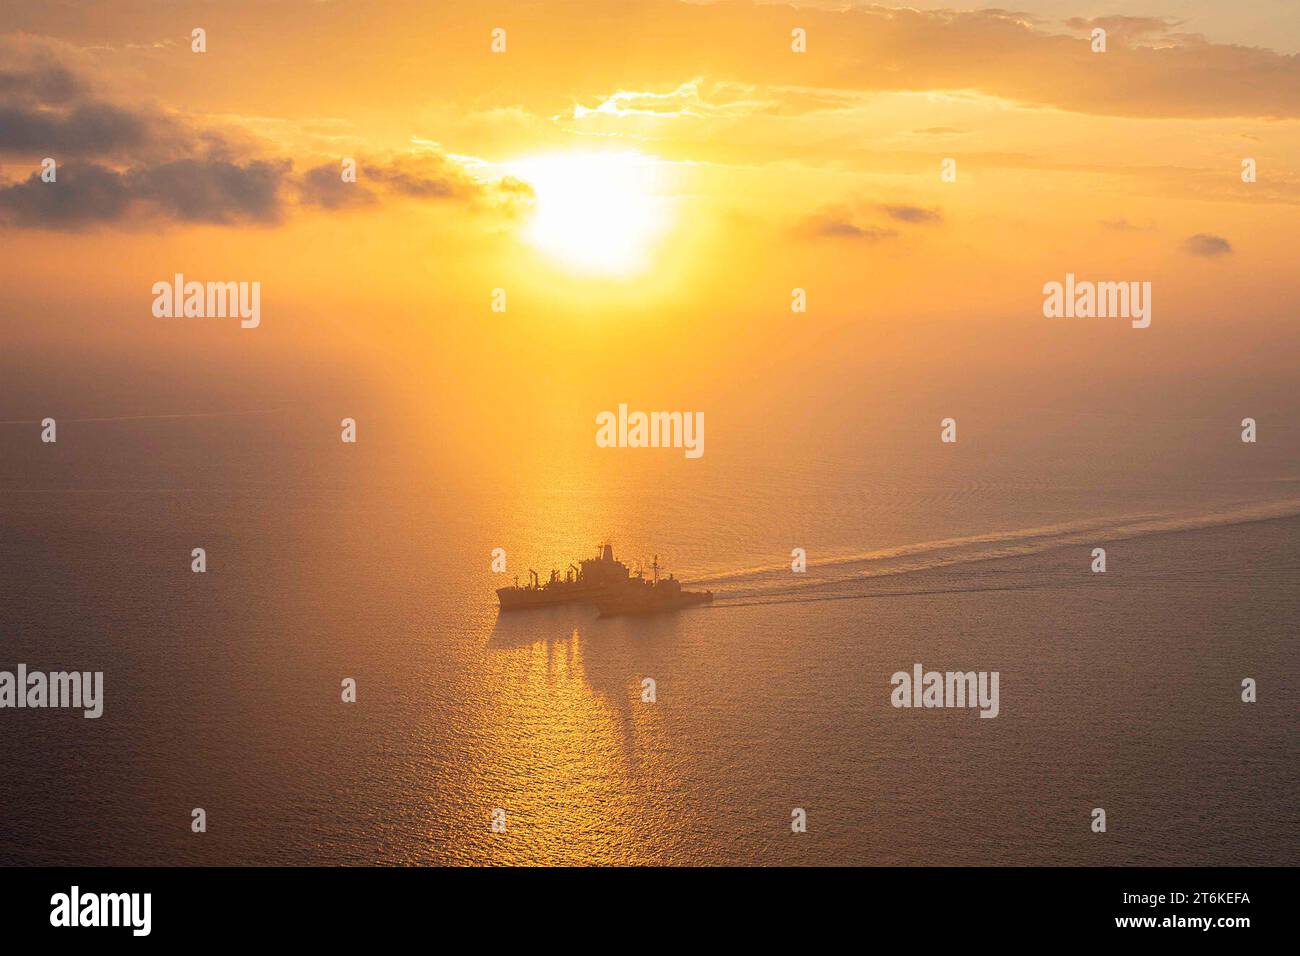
[1,0,1297,468]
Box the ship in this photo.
[592,555,715,618]
[495,545,712,616]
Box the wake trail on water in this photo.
[688,498,1300,607]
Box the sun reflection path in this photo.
[460,610,679,864]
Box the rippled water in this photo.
[0,403,1297,865]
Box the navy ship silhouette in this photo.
[496,545,712,617]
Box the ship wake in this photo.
[688,498,1300,608]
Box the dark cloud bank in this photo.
[0,42,528,230]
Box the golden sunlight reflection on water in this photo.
[455,610,681,864]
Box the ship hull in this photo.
[595,590,713,618]
[496,584,610,610]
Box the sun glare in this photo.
[511,151,670,275]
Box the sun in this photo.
[510,150,671,275]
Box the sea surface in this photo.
[0,400,1297,865]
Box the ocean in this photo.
[1,395,1295,865]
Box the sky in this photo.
[1,0,1297,471]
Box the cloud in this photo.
[0,40,528,230]
[296,162,378,210]
[0,100,157,156]
[800,212,897,242]
[1063,16,1186,44]
[12,3,1299,123]
[367,154,479,200]
[0,162,131,227]
[879,204,942,224]
[1100,218,1154,231]
[0,150,531,229]
[128,158,291,224]
[0,38,200,161]
[0,59,83,104]
[480,1,1300,120]
[297,154,533,214]
[1183,233,1233,257]
[799,197,944,240]
[567,78,858,123]
[0,158,290,228]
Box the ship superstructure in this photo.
[495,545,712,615]
[593,555,714,617]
